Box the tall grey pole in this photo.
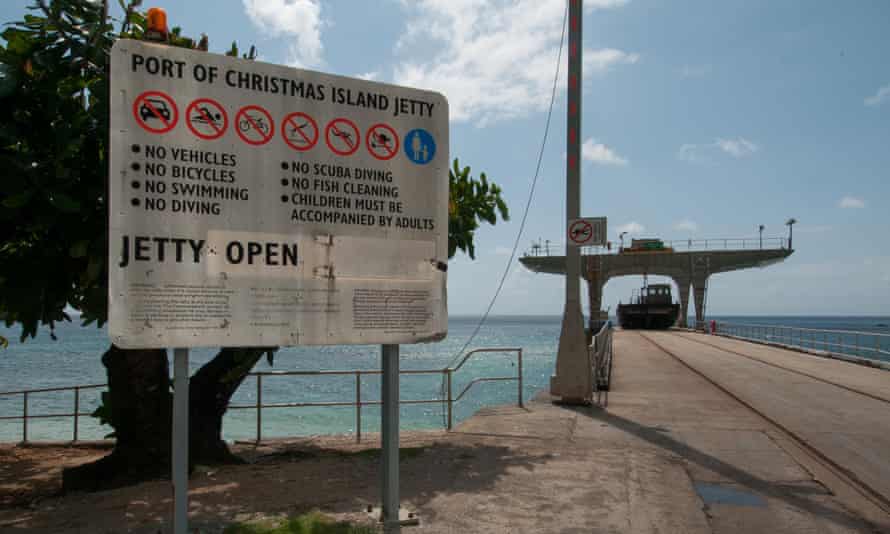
[172,348,189,534]
[381,344,400,533]
[552,0,589,402]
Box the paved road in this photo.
[644,330,890,513]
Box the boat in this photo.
[617,279,680,329]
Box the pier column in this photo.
[692,276,708,330]
[673,277,690,328]
[586,273,605,331]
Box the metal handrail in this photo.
[0,348,523,444]
[588,321,614,406]
[524,236,790,257]
[713,321,890,366]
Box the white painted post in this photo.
[381,344,400,533]
[172,348,189,534]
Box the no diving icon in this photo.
[133,90,178,134]
[282,112,318,152]
[405,129,435,164]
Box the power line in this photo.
[446,4,568,370]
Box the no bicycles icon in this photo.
[235,105,274,146]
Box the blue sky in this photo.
[3,0,889,316]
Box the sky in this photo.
[2,0,889,316]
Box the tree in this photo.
[1,0,508,491]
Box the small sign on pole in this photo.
[567,217,607,247]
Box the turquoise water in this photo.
[0,316,561,442]
[1,315,887,443]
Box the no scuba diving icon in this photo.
[325,118,360,156]
[186,98,228,140]
[404,128,435,164]
[235,105,275,146]
[133,90,178,134]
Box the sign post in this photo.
[109,39,448,533]
[172,348,189,534]
[381,344,400,533]
[553,0,589,402]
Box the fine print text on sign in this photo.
[567,217,607,247]
[109,40,449,348]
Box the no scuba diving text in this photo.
[118,235,297,268]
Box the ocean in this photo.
[1,315,888,443]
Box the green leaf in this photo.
[69,240,89,258]
[2,190,33,208]
[49,192,81,212]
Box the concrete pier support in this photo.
[673,278,690,328]
[692,278,708,330]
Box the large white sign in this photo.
[567,217,607,247]
[108,40,449,348]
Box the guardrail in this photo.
[589,322,614,405]
[714,322,890,366]
[524,237,790,257]
[0,348,522,444]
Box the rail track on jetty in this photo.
[638,331,890,517]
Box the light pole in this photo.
[619,231,627,251]
[785,218,797,250]
[758,225,765,249]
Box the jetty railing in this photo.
[0,347,522,444]
[714,322,890,367]
[589,321,614,405]
[524,236,790,257]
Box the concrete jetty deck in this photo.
[432,329,890,533]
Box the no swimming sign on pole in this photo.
[109,38,449,533]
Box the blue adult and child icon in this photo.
[134,90,436,165]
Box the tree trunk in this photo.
[188,347,272,464]
[62,345,171,492]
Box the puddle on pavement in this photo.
[694,482,767,507]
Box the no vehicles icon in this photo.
[325,118,360,156]
[569,220,593,245]
[366,123,399,161]
[186,98,227,140]
[282,112,318,152]
[235,105,274,146]
[133,90,178,134]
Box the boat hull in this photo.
[617,303,680,330]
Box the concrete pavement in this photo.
[415,330,888,533]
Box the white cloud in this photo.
[678,137,759,162]
[716,137,758,157]
[394,0,636,124]
[616,221,645,235]
[864,83,890,107]
[581,138,627,166]
[673,219,697,232]
[242,0,323,67]
[839,196,865,209]
[356,71,380,81]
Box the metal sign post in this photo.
[552,0,590,402]
[172,348,189,534]
[381,344,400,533]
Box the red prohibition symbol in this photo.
[569,220,593,244]
[325,118,360,156]
[133,90,178,134]
[186,98,228,140]
[281,112,319,152]
[235,105,275,146]
[365,123,399,161]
